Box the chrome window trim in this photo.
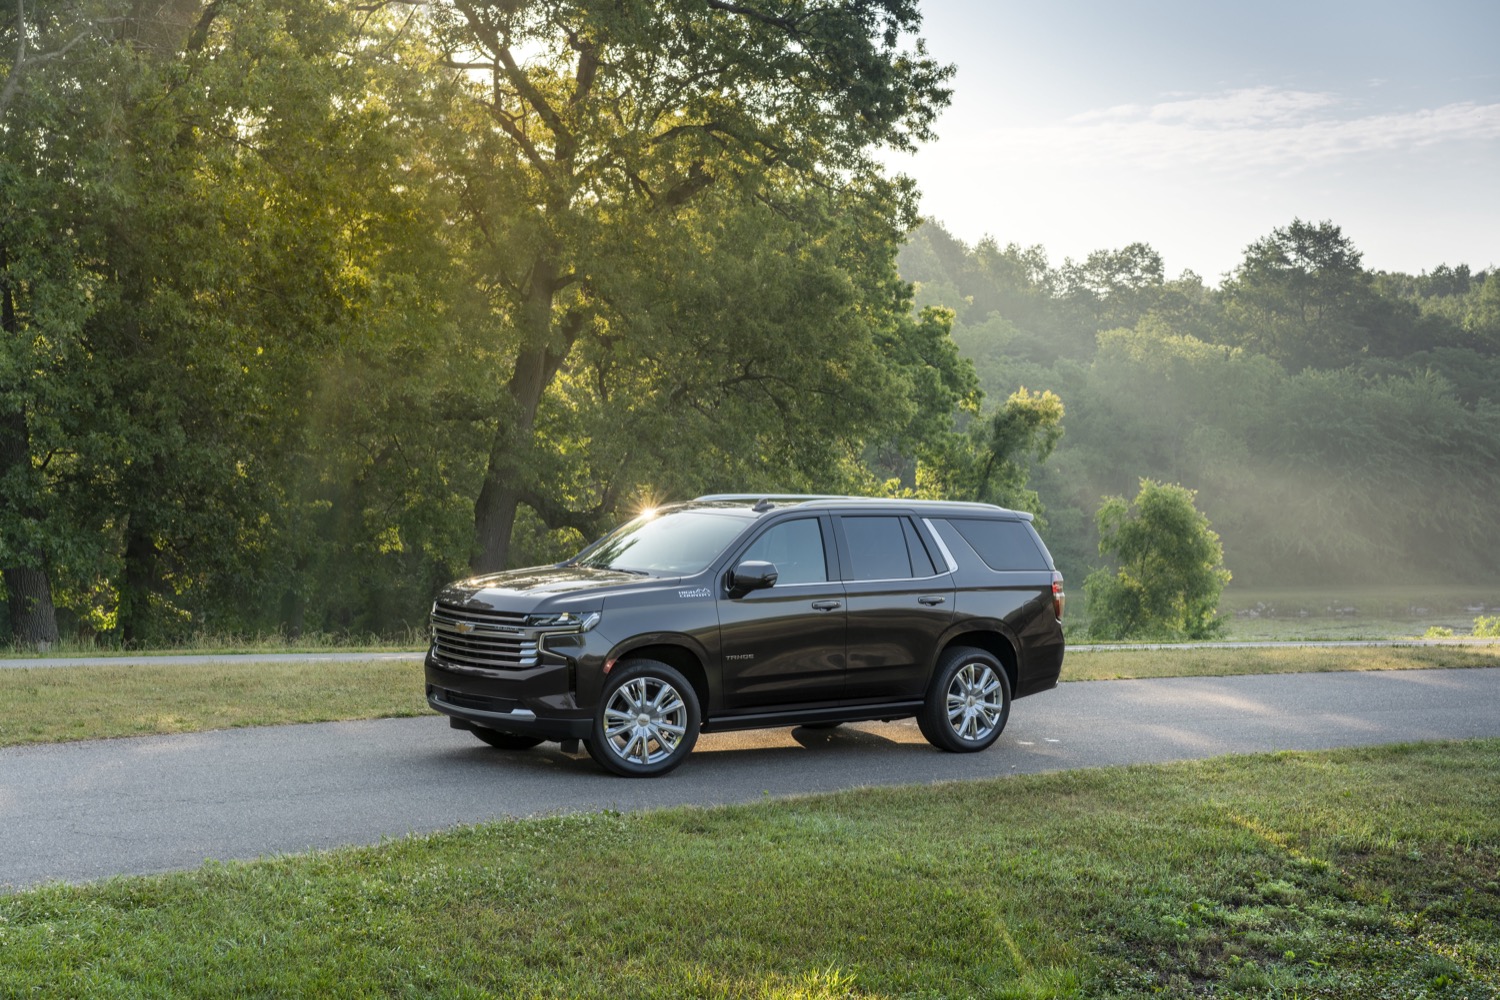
[922,518,961,574]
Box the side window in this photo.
[940,518,1049,571]
[901,518,938,577]
[841,516,924,580]
[739,518,828,585]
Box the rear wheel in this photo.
[917,646,1011,753]
[470,728,546,751]
[585,660,700,777]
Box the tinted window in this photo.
[572,510,748,574]
[842,516,918,580]
[901,518,938,577]
[940,518,1048,571]
[740,519,828,584]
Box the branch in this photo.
[1,0,113,116]
[703,0,802,34]
[658,161,713,211]
[516,485,608,537]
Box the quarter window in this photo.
[936,518,1049,571]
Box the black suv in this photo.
[426,495,1065,776]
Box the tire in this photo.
[470,728,547,751]
[917,646,1011,753]
[585,660,700,777]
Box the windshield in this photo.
[571,509,750,575]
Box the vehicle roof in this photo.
[685,494,1034,521]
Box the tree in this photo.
[907,386,1063,523]
[1060,242,1165,331]
[424,0,954,571]
[0,0,134,647]
[1084,479,1229,640]
[1223,218,1378,368]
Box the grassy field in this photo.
[0,629,426,659]
[1063,643,1500,681]
[1,739,1495,998]
[1217,584,1500,641]
[4,645,1499,749]
[0,659,431,747]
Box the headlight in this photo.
[524,611,601,631]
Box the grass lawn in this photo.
[1063,643,1500,682]
[0,659,431,747]
[4,646,1500,749]
[1,739,1496,997]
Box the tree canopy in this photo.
[0,0,972,647]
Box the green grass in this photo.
[1217,584,1500,641]
[0,659,431,747]
[2,740,1497,997]
[0,629,427,659]
[1063,643,1500,682]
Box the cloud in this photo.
[986,87,1500,176]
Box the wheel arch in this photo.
[611,640,712,718]
[938,628,1019,698]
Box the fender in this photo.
[602,631,720,712]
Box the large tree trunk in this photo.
[118,518,158,647]
[471,343,554,572]
[0,244,61,649]
[4,567,59,650]
[470,260,574,573]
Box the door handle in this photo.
[918,595,947,606]
[811,600,842,612]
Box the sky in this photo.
[884,1,1500,282]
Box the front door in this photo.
[717,515,847,709]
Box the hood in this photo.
[439,564,663,611]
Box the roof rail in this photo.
[691,493,849,503]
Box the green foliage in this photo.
[8,3,1500,645]
[1424,626,1455,639]
[417,0,957,571]
[1475,616,1500,639]
[1084,479,1230,640]
[913,386,1064,519]
[902,219,1500,591]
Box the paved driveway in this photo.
[4,667,1497,890]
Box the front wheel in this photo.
[917,647,1011,753]
[585,660,700,777]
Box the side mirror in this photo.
[730,560,779,593]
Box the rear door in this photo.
[834,513,954,701]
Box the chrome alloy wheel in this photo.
[946,661,1004,742]
[602,676,689,766]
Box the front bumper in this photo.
[424,629,609,740]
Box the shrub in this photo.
[1474,615,1500,638]
[1084,479,1231,641]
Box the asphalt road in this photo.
[4,667,1498,890]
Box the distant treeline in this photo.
[899,219,1500,588]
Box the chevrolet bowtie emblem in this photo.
[456,621,475,635]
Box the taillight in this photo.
[1052,571,1065,620]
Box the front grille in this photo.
[431,604,538,671]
